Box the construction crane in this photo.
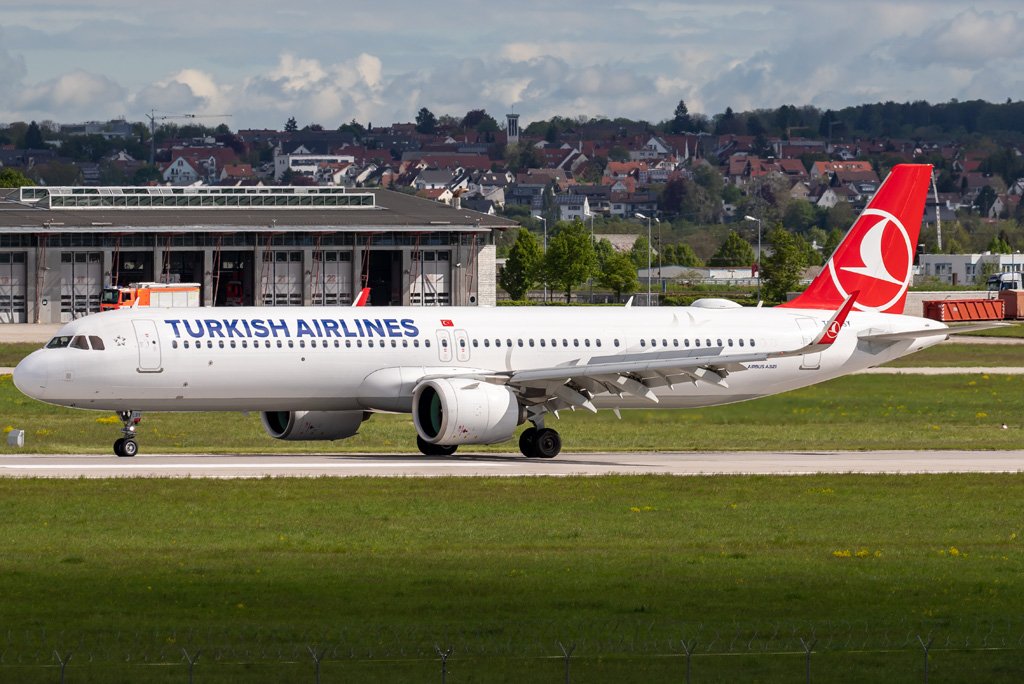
[146,110,232,165]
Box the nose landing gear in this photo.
[113,410,142,457]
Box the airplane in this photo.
[12,164,981,458]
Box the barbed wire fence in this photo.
[2,617,1023,682]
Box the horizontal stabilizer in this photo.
[860,321,1008,342]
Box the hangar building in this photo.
[0,186,515,323]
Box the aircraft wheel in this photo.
[121,439,138,457]
[417,435,457,457]
[533,428,561,459]
[113,438,125,457]
[519,427,538,457]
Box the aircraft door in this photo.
[132,320,163,372]
[435,329,453,362]
[795,318,821,370]
[453,329,470,362]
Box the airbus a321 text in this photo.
[13,164,982,458]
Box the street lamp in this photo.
[744,215,762,302]
[635,212,651,305]
[539,216,548,303]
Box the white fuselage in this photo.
[13,304,947,414]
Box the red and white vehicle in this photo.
[15,165,979,458]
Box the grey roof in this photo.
[0,188,517,234]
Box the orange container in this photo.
[998,290,1024,320]
[923,299,1005,322]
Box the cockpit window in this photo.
[45,336,72,349]
[88,336,105,350]
[70,335,90,350]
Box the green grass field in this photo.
[884,342,1024,367]
[0,476,1021,682]
[1,371,1022,454]
[967,322,1024,338]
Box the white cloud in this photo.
[16,70,125,118]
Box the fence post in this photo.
[800,638,817,684]
[182,648,200,684]
[307,645,325,684]
[680,639,697,684]
[558,642,576,684]
[435,645,453,684]
[53,651,71,684]
[917,635,933,684]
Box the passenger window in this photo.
[484,339,490,348]
[218,340,225,348]
[473,339,479,348]
[506,339,512,347]
[614,339,620,347]
[345,340,352,348]
[288,340,294,348]
[650,339,657,347]
[684,339,690,347]
[717,339,722,347]
[89,336,105,350]
[517,339,523,347]
[528,339,534,347]
[750,338,756,347]
[367,340,374,348]
[242,340,248,348]
[551,339,556,347]
[402,340,408,348]
[673,339,679,347]
[230,340,237,348]
[563,339,568,347]
[662,339,668,347]
[207,341,213,349]
[739,339,745,347]
[413,340,420,348]
[728,339,734,347]
[695,339,701,347]
[539,339,545,347]
[391,340,397,348]
[640,339,646,347]
[173,340,180,349]
[584,339,590,347]
[441,339,448,348]
[573,339,579,347]
[706,339,712,347]
[425,340,431,348]
[335,340,340,348]
[458,339,466,348]
[70,335,90,350]
[357,340,363,348]
[596,339,602,348]
[276,340,283,348]
[299,340,305,348]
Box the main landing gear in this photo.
[518,423,562,459]
[416,435,458,457]
[113,410,142,457]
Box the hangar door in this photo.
[0,252,27,323]
[60,252,102,322]
[261,250,303,306]
[311,250,353,305]
[410,250,451,305]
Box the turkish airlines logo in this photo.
[827,208,912,313]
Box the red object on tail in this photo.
[781,164,932,314]
[353,288,370,307]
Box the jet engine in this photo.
[413,378,524,446]
[260,410,369,441]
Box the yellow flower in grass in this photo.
[832,549,851,558]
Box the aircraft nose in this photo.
[12,352,48,399]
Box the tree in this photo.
[988,235,1012,254]
[630,235,653,269]
[24,121,44,149]
[709,231,755,266]
[284,117,298,132]
[760,228,808,303]
[783,200,817,233]
[415,107,437,134]
[670,100,693,134]
[498,228,543,300]
[597,249,640,301]
[667,242,703,267]
[0,168,34,188]
[545,220,597,303]
[132,165,163,184]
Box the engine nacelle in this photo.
[261,410,369,441]
[413,378,524,445]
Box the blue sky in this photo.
[1,1,1022,130]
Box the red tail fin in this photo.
[781,163,932,314]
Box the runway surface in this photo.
[1,450,1022,478]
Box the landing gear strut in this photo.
[519,423,562,459]
[113,410,142,457]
